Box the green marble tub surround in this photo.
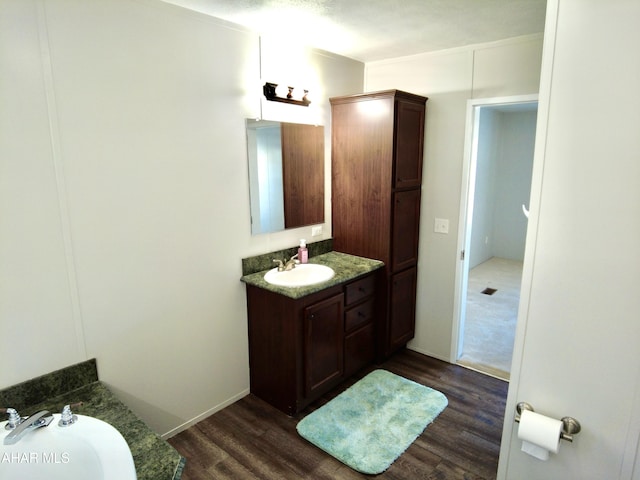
[241,238,333,276]
[0,358,98,410]
[241,250,384,299]
[0,359,184,480]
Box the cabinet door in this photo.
[388,267,417,354]
[331,96,394,264]
[344,323,375,377]
[304,294,344,397]
[392,189,421,271]
[394,99,425,189]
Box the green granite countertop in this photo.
[241,251,384,299]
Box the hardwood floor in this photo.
[168,350,508,479]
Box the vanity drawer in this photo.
[345,299,375,332]
[344,275,376,306]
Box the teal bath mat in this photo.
[296,369,448,474]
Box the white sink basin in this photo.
[264,263,335,287]
[0,414,136,480]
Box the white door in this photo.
[498,1,640,479]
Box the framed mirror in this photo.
[246,119,324,235]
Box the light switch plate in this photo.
[311,225,323,237]
[434,218,449,234]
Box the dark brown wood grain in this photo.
[169,350,508,480]
[245,270,379,416]
[330,90,428,359]
[330,94,395,265]
[281,123,324,229]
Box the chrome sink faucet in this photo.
[273,254,299,272]
[3,410,54,445]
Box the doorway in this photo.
[452,95,538,380]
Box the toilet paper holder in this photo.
[515,402,581,442]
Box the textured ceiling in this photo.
[160,0,547,62]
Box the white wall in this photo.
[469,108,499,268]
[470,108,536,268]
[492,110,536,261]
[0,0,363,436]
[365,35,543,361]
[1,0,84,381]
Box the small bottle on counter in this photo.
[298,239,308,264]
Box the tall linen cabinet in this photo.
[330,90,427,358]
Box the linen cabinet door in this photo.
[394,99,425,189]
[387,267,417,354]
[303,294,344,398]
[391,189,421,271]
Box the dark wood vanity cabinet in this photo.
[303,293,344,398]
[343,274,377,377]
[330,90,427,359]
[246,272,377,415]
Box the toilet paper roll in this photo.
[521,439,551,460]
[517,409,562,460]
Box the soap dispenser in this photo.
[298,239,308,264]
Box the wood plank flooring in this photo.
[168,349,508,479]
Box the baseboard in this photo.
[161,388,250,439]
[456,360,510,382]
[406,345,452,364]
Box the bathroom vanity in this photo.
[241,251,383,415]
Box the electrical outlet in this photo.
[311,225,323,237]
[434,218,449,234]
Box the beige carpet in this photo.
[457,257,522,380]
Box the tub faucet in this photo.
[58,402,83,427]
[1,408,22,430]
[3,410,53,445]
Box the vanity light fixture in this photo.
[263,82,311,106]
